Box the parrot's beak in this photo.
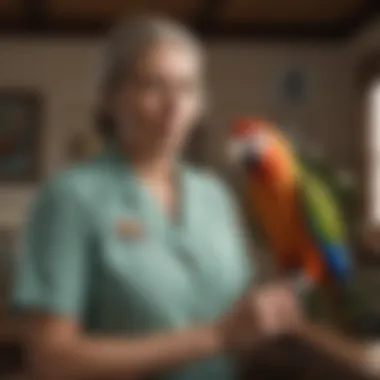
[228,138,261,171]
[242,150,260,170]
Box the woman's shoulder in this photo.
[37,158,110,206]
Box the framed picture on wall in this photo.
[276,65,310,107]
[0,89,43,183]
[0,228,18,290]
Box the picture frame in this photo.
[0,228,19,290]
[0,89,43,183]
[276,65,310,107]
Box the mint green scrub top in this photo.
[11,149,254,380]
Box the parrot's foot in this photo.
[292,273,314,297]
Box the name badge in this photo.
[115,219,144,240]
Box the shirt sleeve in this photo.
[10,178,92,319]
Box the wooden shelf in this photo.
[0,314,20,345]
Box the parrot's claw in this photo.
[292,274,314,296]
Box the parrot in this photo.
[228,117,353,323]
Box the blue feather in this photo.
[320,243,351,284]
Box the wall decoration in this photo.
[0,90,43,183]
[0,228,18,291]
[277,66,310,107]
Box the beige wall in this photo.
[350,16,380,59]
[0,39,102,228]
[206,41,354,169]
[0,21,379,228]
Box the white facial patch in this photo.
[229,130,270,165]
[249,131,270,156]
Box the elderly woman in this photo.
[11,15,300,380]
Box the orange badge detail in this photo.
[116,219,144,239]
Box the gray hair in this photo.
[100,14,204,92]
[96,14,205,140]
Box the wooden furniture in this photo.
[0,286,24,378]
[0,229,24,378]
[242,336,371,380]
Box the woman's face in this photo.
[111,40,203,156]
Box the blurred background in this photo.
[1,0,380,378]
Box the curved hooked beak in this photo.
[228,138,261,170]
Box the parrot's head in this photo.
[228,117,296,180]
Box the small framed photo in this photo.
[0,228,19,289]
[0,89,43,183]
[277,66,310,107]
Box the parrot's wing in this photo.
[297,167,352,283]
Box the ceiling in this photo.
[0,0,379,40]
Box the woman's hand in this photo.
[218,283,303,353]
